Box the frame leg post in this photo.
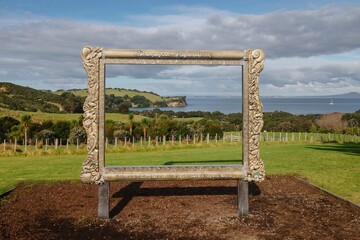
[238,179,249,216]
[98,181,110,218]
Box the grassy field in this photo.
[0,109,148,123]
[0,109,202,124]
[1,142,359,204]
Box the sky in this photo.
[0,0,359,96]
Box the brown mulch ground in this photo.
[1,176,360,240]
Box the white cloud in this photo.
[0,5,359,95]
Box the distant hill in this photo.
[0,83,187,114]
[0,82,84,113]
[299,92,360,98]
[54,88,163,102]
[263,92,360,98]
[318,92,360,98]
[54,88,187,109]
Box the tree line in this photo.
[0,115,86,144]
[1,109,359,143]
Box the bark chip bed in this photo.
[1,175,359,239]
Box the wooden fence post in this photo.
[24,137,27,151]
[3,140,5,151]
[14,138,17,152]
[179,135,182,145]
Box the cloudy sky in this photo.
[0,0,359,96]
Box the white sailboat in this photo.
[329,99,334,105]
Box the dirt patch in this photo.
[1,176,359,239]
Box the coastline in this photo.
[130,96,360,115]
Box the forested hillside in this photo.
[0,82,83,113]
[55,88,187,109]
[0,83,187,114]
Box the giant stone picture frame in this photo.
[80,47,266,218]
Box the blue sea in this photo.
[131,96,360,115]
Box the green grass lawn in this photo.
[1,142,359,204]
[105,144,242,166]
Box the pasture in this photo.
[0,109,148,123]
[0,142,359,204]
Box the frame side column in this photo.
[80,46,103,184]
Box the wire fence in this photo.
[1,132,358,153]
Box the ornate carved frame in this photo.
[81,47,265,185]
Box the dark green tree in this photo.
[0,116,20,141]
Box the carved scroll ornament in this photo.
[80,46,103,184]
[247,49,266,182]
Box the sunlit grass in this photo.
[0,142,359,204]
[0,109,148,123]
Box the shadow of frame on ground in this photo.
[110,181,261,218]
[306,143,360,156]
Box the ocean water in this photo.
[131,97,360,115]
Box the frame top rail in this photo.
[103,48,246,60]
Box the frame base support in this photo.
[238,179,249,216]
[98,181,110,218]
